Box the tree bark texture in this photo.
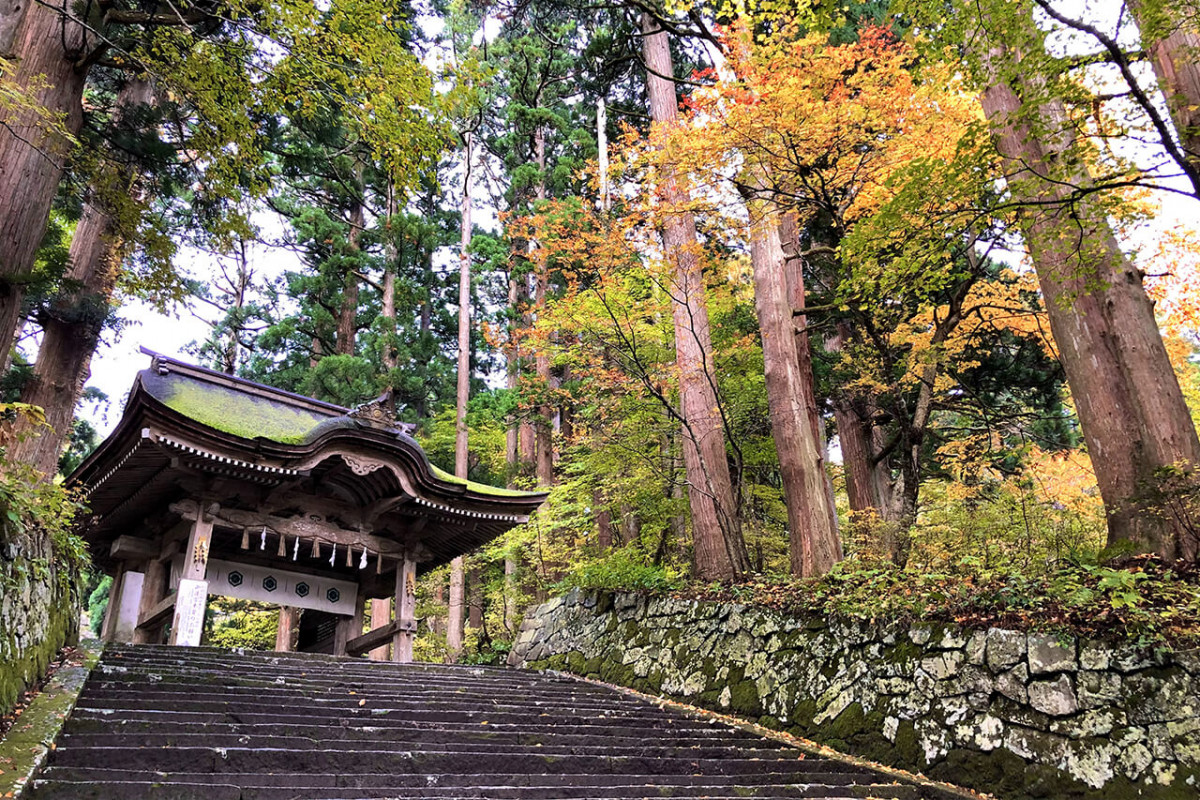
[979,41,1200,560]
[641,12,749,581]
[467,568,483,630]
[10,78,154,479]
[1130,0,1200,173]
[447,134,473,659]
[446,560,465,660]
[0,5,88,362]
[533,126,555,487]
[778,212,841,530]
[749,207,842,576]
[336,200,364,356]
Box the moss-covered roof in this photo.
[137,361,542,501]
[146,370,332,445]
[427,462,531,498]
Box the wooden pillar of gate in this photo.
[369,599,391,661]
[393,551,417,663]
[334,586,367,656]
[276,606,300,652]
[169,502,216,646]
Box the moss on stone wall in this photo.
[513,589,1200,800]
[1,534,82,715]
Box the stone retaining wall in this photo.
[0,532,81,714]
[509,589,1200,800]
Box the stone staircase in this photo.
[25,644,941,800]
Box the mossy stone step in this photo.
[25,645,943,800]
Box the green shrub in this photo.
[556,547,682,593]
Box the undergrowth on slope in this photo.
[682,555,1200,649]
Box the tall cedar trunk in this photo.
[641,12,749,580]
[447,134,473,660]
[1130,0,1200,174]
[12,203,116,477]
[503,265,521,635]
[0,5,88,363]
[517,274,536,473]
[979,39,1200,560]
[10,79,154,478]
[533,126,554,486]
[381,180,399,414]
[336,200,364,356]
[778,212,840,529]
[749,205,842,576]
[505,275,520,477]
[825,322,894,520]
[0,0,30,56]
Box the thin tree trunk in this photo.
[9,78,154,478]
[595,490,614,551]
[467,567,483,629]
[748,203,841,576]
[641,11,749,581]
[979,35,1200,560]
[447,134,473,660]
[597,97,610,212]
[0,5,89,363]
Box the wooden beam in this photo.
[137,592,175,631]
[109,535,162,561]
[168,502,407,558]
[345,619,415,658]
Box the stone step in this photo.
[57,726,765,749]
[28,780,919,800]
[55,732,792,758]
[25,645,944,800]
[69,703,708,730]
[92,658,612,691]
[80,684,654,713]
[46,745,836,776]
[32,767,901,789]
[85,673,632,707]
[28,782,912,800]
[61,714,741,739]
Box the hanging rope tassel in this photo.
[359,548,368,569]
[240,529,250,550]
[345,545,354,568]
[376,552,383,574]
[311,538,320,559]
[276,534,287,558]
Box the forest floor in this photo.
[674,556,1200,649]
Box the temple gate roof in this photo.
[69,350,547,585]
